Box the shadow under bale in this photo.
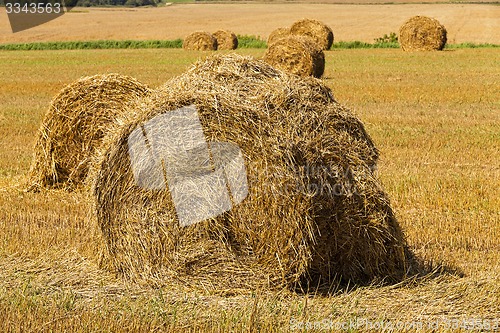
[89,54,409,293]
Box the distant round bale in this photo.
[267,27,291,46]
[89,54,408,292]
[212,30,238,50]
[183,31,218,51]
[263,35,325,78]
[399,16,447,51]
[27,74,152,191]
[290,18,334,50]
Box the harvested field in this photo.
[0,34,499,333]
[0,4,499,45]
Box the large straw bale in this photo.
[183,31,218,51]
[212,30,238,50]
[399,16,447,51]
[90,54,408,292]
[263,35,325,78]
[27,74,152,191]
[290,18,334,50]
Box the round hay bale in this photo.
[290,18,334,50]
[183,31,217,51]
[90,54,408,292]
[212,30,238,50]
[267,27,291,46]
[27,74,152,191]
[263,35,325,78]
[399,16,447,51]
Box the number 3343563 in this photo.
[6,3,62,14]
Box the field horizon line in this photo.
[0,37,498,51]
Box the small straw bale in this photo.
[290,18,334,50]
[399,16,447,51]
[267,27,291,46]
[27,74,152,191]
[263,35,325,78]
[183,31,218,51]
[212,30,238,50]
[90,54,408,292]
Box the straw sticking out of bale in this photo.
[183,31,218,51]
[267,27,290,46]
[90,54,408,293]
[290,18,334,50]
[27,74,152,191]
[212,30,238,50]
[399,16,447,51]
[263,35,325,78]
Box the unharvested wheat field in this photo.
[0,47,499,331]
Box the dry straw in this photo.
[399,16,447,51]
[27,74,152,191]
[290,18,334,50]
[267,27,291,46]
[90,54,409,293]
[183,31,218,51]
[212,30,238,50]
[263,35,325,78]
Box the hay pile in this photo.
[267,27,290,46]
[183,31,217,51]
[399,16,447,51]
[290,18,334,50]
[27,74,152,191]
[213,30,238,50]
[263,35,325,78]
[90,54,408,292]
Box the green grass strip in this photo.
[444,42,500,49]
[237,35,267,49]
[0,38,498,51]
[332,41,500,49]
[331,41,400,49]
[0,39,183,50]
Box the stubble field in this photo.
[0,3,500,332]
[1,46,499,332]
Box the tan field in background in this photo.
[0,3,499,44]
